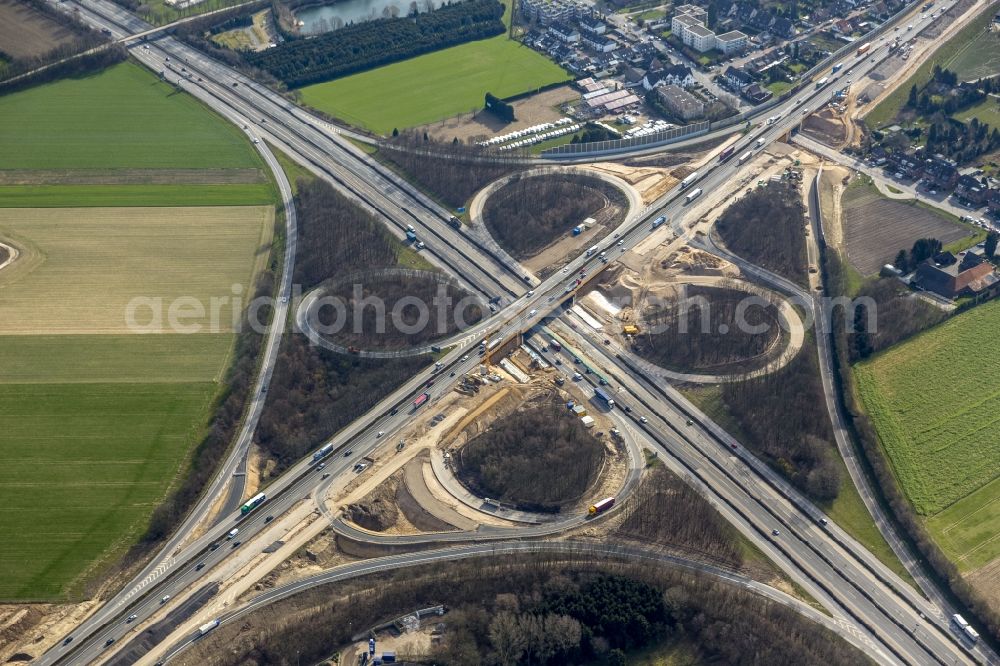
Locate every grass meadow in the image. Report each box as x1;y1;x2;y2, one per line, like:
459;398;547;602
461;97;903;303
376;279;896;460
855;299;1000;570
0;334;231;599
298;36;570;134
0;62;261;171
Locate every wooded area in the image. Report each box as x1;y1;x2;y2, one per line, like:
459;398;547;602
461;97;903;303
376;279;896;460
379;135;524;208
635;286;782;374
456;397;605;512
617;465;744;569
846;277;945;361
294;178;398;289
482;173;627;260
256;333;429;469
247;0;506;87
715;182;809;286
254;178;431;470
318;274;483;349
180;553;870;666
722;340;841;502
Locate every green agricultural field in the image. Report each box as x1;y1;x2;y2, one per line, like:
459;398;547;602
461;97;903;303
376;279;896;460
0;334;236;384
0;334;232;599
855;299;1000;570
0;62;261;171
0;183;275;208
0;206;273;334
298;36;570;134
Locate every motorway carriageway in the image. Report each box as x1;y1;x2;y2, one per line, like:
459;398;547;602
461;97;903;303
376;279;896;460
37;1;992;664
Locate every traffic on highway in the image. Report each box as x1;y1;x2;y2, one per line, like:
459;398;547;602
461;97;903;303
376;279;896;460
35;0;997;664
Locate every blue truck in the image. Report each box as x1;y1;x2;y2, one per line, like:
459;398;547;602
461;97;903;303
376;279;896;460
594;386;615;409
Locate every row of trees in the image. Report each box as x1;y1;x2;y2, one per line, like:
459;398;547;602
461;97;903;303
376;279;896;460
824;248;1000;644
891;236;941;274
481;173;625;260
380;133;524;208
456;397;605;511
715;182;810;287
181;553;869;665
635;286;782;375
248;0;505;87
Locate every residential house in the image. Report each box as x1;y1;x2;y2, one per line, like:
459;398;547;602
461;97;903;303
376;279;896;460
548;21;581;43
582;32;618;52
833;18;854;34
579;14;607;34
520;0;583;25
623;66;646;86
768;16;796;39
742;82;773;104
657;84;706;120
915;251;999;299
922;156;959;190
643;63;696;90
987;188;1000;215
955;174;990;205
723;65;754;90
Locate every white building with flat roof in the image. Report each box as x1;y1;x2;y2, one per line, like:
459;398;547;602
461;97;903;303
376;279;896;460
715;30;749;54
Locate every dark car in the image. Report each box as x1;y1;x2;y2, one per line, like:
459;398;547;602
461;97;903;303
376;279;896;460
63;637;73;646
232;540;242;548
265;515;274;523
390;408;398;415
105;638;116;647
210;542;220;551
195;562;205;571
344;449;353;457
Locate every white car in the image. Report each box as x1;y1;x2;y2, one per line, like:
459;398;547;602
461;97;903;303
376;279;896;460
460;355;469;361
376;430;384;438
617;239;624;246
528;309;538;317
640;416;648;423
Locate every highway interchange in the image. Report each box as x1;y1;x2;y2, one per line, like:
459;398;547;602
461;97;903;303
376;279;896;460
37;0;999;664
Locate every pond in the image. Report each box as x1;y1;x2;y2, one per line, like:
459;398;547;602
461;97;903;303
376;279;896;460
295;0;442;33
